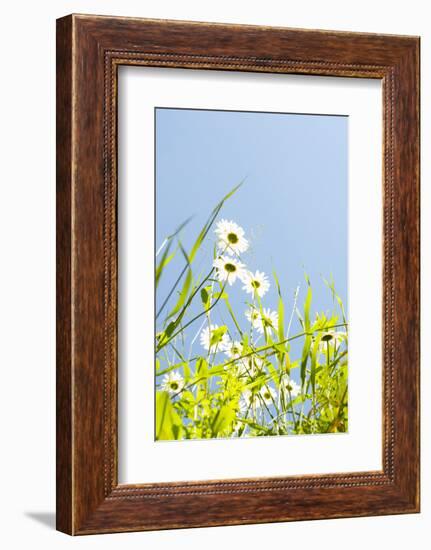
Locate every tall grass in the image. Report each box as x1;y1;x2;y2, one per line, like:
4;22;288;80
155;183;348;440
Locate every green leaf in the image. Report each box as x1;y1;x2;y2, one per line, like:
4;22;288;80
156;321;176;348
156;248;175;288
200;286;211;311
273;270;285;344
244;373;271;390
213;291;228;300
209;326;227;348
300;277;313;387
304;278;312;332
156;361;186;377
222;293;243;335
183;361;191;381
324;275;347;324
272;342;286;354
196;357;209;378
211;404;236;436
155;216;192;288
284;351;292;376
165;321;176;337
310;332;323;395
266;361;281;387
207;364;227;378
195;357;209;395
155;392;183;440
300;335;311;389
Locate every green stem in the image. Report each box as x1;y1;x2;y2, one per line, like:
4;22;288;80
157;272;226;352
220;323;348;370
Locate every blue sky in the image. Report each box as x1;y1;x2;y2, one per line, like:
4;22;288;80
155;107;348;362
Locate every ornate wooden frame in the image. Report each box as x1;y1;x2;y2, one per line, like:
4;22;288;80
56;14;420;534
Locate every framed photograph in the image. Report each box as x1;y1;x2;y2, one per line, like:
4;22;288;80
56;14;420;534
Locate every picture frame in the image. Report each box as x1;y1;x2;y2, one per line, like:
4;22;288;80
56;14;420;535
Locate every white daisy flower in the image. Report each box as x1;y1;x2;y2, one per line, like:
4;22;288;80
213;256;246;285
318;330;347;354
215;219;249;256
245;307;278;334
241;270;270;298
161;371;184;395
224;340;244;359
259;385;277;405
282;377;301;398
199;324;229;352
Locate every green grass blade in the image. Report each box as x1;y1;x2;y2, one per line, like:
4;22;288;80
300;276;312;387
272;270;285;344
222;291;243;335
155;246;176;288
323;274;347;325
188;180;244;263
156;181;244;320
165;268;193;321
310;332;323;395
304;276;312;331
211;405;236;436
155;391;183;440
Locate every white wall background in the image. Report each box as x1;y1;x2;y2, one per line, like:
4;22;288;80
0;1;427;548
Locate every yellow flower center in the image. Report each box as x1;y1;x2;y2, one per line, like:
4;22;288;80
170;382;179;390
224;262;236;273
251;280;260;288
227;232;239;244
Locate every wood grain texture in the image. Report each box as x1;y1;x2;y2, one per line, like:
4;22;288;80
56;15;73;535
56;14;420;535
